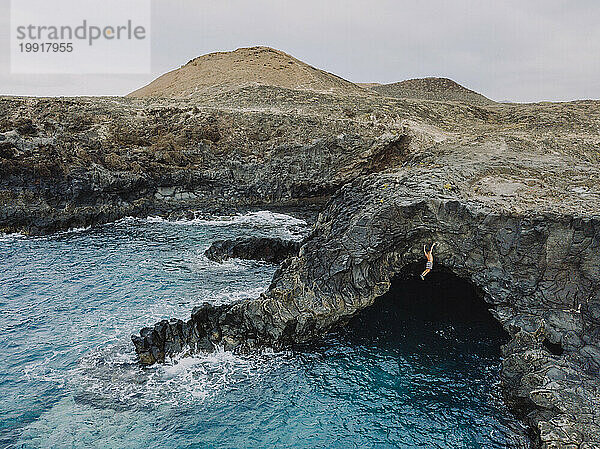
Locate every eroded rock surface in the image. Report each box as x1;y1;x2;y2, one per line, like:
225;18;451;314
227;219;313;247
133;128;600;448
0;92;412;234
205;237;301;263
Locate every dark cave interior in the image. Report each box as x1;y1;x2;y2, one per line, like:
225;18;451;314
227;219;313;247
344;263;510;357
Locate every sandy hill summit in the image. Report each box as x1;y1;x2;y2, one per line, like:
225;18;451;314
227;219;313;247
128;46;493;105
128;46;364;98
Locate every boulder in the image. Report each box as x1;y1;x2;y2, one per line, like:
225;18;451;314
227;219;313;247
205;237;301;263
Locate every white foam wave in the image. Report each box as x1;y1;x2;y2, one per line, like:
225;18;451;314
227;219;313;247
204;286;267;305
21;347;82;388
70;344;290;409
0;231;26;242
0;225;92;243
141;210;304;226
18;345;293;447
57;225;93;235
133;210;308;239
190;210;306;228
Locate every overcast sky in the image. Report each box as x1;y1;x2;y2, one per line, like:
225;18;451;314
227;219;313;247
1;0;599;102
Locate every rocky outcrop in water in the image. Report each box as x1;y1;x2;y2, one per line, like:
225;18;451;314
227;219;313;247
133;126;600;448
205;237;301;263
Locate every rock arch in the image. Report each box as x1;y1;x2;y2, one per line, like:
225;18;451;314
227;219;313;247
353;260;509;348
133;177;600;447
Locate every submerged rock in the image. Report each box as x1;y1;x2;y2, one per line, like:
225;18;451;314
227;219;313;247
205;237;301;263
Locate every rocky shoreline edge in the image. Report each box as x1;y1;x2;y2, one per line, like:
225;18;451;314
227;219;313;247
133;176;600;448
2;91;599;448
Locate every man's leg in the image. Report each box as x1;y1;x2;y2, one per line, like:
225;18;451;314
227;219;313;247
421;269;430;280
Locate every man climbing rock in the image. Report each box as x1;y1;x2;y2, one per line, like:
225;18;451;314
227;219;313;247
421;242;436;280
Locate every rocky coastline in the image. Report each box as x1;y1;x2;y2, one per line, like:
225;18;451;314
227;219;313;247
0;90;414;235
130;106;600;447
3;75;600;447
134;182;600;447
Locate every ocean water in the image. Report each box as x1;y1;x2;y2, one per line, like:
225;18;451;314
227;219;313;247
0;211;529;449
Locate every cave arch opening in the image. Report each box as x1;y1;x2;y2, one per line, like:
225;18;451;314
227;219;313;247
345;261;510;358
328;267;530;446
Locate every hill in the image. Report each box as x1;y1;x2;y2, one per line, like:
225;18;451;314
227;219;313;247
128;46;365;98
368;77;495;105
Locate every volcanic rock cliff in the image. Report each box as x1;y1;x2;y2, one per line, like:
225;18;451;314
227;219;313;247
0;91;397;234
1;47;600;448
134;133;600;445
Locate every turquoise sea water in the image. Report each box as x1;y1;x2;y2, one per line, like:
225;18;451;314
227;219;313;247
0;212;529;448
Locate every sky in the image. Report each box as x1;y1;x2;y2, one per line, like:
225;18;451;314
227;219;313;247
1;0;599;102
